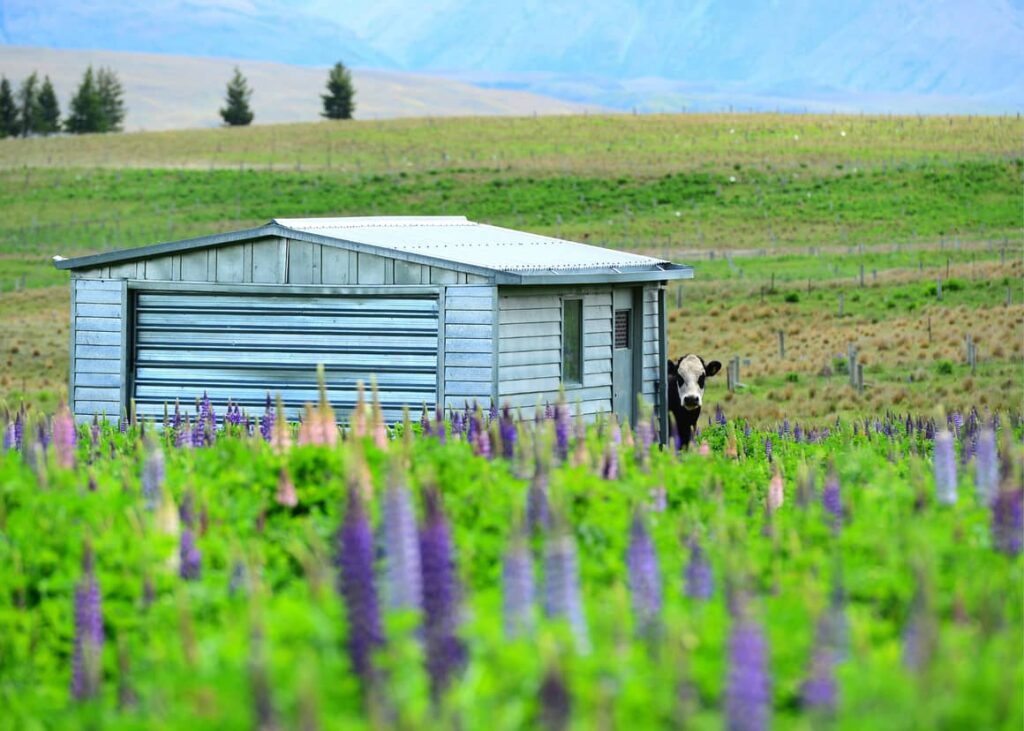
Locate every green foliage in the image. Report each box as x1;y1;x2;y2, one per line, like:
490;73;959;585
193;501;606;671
0;416;1020;728
15;71;41;138
321;61;356;120
95;68;126;133
65;67;104;134
0;76;17;138
783;292;800;303
935;360;954;376
220;67;254;127
36;76;61;135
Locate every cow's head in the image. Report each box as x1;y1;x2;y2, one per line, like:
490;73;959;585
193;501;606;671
668;354;722;411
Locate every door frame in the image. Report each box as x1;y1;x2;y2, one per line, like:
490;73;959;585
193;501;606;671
611;286;643;427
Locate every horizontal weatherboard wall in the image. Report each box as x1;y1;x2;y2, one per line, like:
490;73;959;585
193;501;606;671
443;286;496;410
72;279;126;422
497;287;613;418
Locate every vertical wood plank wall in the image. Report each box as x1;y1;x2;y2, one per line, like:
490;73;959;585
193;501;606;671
642;285;661;416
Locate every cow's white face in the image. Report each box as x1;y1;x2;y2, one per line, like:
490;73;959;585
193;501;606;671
673;354;722;411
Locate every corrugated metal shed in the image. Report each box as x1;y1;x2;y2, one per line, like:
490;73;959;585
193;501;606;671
56;216;685;442
55;216;692;285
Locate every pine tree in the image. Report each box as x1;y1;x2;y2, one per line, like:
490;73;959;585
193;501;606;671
95;67;125;132
220;67;254;126
16;72;41;137
321;61;355;120
0;77;17;138
65;66;103;134
37;76;61;135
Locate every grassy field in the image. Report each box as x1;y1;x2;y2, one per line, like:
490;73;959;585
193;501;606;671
0;113;1020;419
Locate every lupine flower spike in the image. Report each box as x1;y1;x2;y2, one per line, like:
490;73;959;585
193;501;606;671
502;527;536;639
71;541;103;701
543;523;589;653
420;487;466;700
382;461;422;612
933;429;958;505
684;536;714;600
336;484;383;684
626;513;662;641
271;394;291;454
974;429;999;505
51;401;77;468
275;466;298;508
725;601;771;731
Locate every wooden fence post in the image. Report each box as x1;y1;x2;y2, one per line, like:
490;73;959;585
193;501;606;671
936;279;943;301
778;330;785;359
838;293;844;317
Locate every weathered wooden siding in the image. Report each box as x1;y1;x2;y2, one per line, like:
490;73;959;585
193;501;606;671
642;285;661;415
496;287;613;417
71;278;125;422
74;237;489;286
443;286;496;410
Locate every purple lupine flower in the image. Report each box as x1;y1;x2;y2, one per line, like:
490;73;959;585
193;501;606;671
382;475;422;612
472;424;492;460
780;418;790;438
538;666;571;731
554;403;571;462
191;416;206;448
465;403;477;443
90;416;101;449
544;402;554;421
420;488;466;699
715;403;727;426
488;401;498;423
949;411;963;439
119;413;128;434
3;419;14;451
924;420;935;440
141;439;164;510
543;528;589;652
175;417;192;449
793;423;802;443
764;437;773;463
179;491;196;528
974;429;999;505
71;543;104;701
259;394;273;442
500;405;517;460
636;415;654;457
37;422;51;453
743;421;752;439
451;409;463;437
502;531;536;639
725;612;771;731
992;486;1023;556
933;430;958;505
801;614;838;714
14;411;24;451
435;408;447;445
527;468;551;533
822;471;841;527
419;401;432;436
626;515;662;639
684;537;713;600
336;485;383;684
179;528;202;581
173;399;182;429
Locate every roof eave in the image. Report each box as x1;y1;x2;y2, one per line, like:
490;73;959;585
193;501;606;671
53;224;284;271
494;264;694;286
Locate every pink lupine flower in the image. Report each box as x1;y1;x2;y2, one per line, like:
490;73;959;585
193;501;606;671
51;401;77;469
767;471;785;513
275;467;298;508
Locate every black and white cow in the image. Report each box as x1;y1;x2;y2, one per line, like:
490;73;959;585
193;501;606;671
667;354;722;449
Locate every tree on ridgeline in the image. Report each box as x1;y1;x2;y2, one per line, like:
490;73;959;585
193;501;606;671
15;71;41;137
220;67;254;126
0;76;18;138
65;67;103;134
37;76;61;135
95;68;125;132
321;61;355;120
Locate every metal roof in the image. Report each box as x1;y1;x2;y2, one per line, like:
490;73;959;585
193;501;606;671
54;216;693;285
272;216;667;273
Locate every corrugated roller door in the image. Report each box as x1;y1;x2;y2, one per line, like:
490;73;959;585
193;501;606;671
132;292;438;423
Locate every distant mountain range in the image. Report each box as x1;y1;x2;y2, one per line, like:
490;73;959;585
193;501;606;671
2;0;1022;113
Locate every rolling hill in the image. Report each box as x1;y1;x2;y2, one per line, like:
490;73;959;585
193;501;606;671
0;45;601;131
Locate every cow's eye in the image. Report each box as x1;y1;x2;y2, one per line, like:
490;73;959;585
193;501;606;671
698;374;706;388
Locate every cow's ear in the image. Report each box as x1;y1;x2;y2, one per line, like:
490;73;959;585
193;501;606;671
666;358;678;374
705;360;722;377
